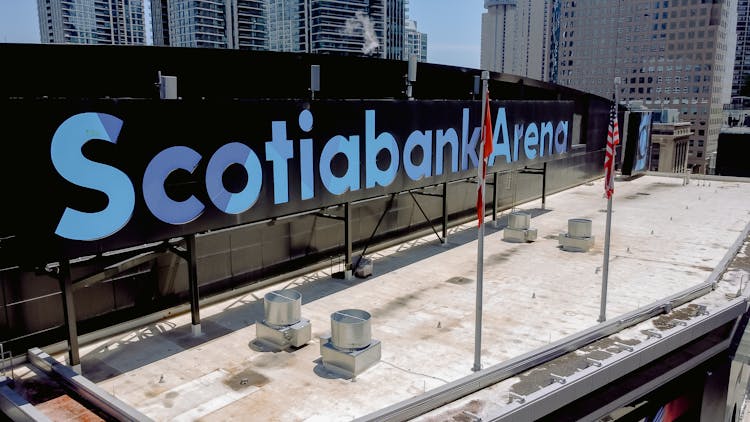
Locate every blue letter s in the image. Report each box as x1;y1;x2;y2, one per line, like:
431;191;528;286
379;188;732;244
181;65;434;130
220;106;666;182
50;113;135;241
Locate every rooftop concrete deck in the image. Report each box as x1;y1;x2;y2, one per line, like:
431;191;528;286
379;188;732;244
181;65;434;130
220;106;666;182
38;175;750;421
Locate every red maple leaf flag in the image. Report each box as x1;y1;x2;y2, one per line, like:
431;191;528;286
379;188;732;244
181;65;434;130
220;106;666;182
604;103;620;199
477;92;494;226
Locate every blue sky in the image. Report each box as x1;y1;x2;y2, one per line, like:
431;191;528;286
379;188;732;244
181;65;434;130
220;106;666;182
0;0;483;69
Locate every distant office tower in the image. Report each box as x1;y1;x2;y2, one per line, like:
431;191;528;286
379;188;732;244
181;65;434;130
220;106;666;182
267;0;407;59
404;19;427;61
480;0;553;81
151;0;169;46
309;0;385;57
555;0;733;174
37;0;146;45
386;0;406;60
236;0;268;49
155;0;266;50
166;0;230;48
733;0;750;96
268;0;307;52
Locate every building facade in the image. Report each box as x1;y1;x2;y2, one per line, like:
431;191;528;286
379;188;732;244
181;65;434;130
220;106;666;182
724;96;750;126
733;0;750;96
555;0;733;173
385;0;406;60
153;0;266;50
151;0;170;46
649;109;692;173
266;0;409;59
404;19;427;61
308;0;385;57
37;0;146;45
480;0;553;81
268;0;307;52
236;0;268;50
150;0;411;58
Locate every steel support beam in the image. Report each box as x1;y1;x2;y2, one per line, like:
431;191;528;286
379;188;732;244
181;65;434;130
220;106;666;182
519;165;548;210
58;260;80;370
186;234;201;336
344;202;353;279
72;251;164;291
408;191;442;243
492;172;498;224
442;182;448;244
542;162;547;210
354;195;397;272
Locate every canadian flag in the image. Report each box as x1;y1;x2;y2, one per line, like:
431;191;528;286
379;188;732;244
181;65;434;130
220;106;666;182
476;92;493;226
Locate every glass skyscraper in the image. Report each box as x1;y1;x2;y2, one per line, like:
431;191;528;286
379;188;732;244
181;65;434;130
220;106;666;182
267;0;407;59
167;0;230;48
733;0;750;96
480;0;554;81
385;0;406;60
404;19;427;62
151;0;170;46
308;0;386;57
268;0;307;52
37;0;146;45
555;0;733;174
153;0;266;50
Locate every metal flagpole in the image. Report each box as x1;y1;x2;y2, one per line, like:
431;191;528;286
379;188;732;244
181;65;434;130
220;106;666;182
599;77;619;323
598;191;613;323
473;71;489;372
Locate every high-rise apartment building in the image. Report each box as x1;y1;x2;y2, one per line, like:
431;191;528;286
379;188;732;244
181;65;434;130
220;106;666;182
267;0;407;59
236;0;268;49
308;0;385;57
480;0;553;81
166;0;230;48
151;0;170;46
153;0;266;50
37;0;146;45
268;0;307;52
404;19;427;62
386;0;406;60
555;0;733;174
733;0;750;96
150;1;411;59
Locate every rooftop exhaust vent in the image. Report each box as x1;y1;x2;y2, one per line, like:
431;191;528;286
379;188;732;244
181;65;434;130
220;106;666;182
264;290;302;326
559;218;595;252
320;309;381;378
503;211;537;243
255;289;311;349
331;309;372;350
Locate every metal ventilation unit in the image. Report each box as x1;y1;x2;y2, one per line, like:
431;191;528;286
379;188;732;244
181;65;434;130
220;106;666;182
354;256;373;278
320;309;381;378
503;211;538;243
559;218;595;252
255;290;311;349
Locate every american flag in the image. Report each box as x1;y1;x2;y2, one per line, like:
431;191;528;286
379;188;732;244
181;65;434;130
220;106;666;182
604;103;620;199
476;92;493;226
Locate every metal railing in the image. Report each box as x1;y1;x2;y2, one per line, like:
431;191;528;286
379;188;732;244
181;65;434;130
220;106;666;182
0;343;12;380
356;218;750;422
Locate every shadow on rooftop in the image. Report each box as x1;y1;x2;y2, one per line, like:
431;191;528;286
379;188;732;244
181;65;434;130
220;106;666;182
79;207;552;383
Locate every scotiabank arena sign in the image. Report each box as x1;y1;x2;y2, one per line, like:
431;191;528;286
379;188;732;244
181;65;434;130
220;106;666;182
1;99;574;261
